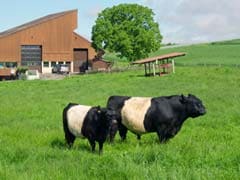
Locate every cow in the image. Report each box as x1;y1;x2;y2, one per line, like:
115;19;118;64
107;94;206;143
63;103;112;154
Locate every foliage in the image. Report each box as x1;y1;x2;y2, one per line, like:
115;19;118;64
16;66;28;80
16;66;28;74
0;66;240;179
91;4;162;61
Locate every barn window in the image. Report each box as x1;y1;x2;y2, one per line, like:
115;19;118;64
43;62;49;67
21;45;42;66
51;62;56;67
0;62;17;68
6;62;17;68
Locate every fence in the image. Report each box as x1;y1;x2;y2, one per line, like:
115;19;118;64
175;62;240;68
86;62;240;75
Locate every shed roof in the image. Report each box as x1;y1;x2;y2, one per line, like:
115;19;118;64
0;9;77;38
132;52;186;64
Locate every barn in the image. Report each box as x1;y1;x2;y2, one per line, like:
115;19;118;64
0;9;96;74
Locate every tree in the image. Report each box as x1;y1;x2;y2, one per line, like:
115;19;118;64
91;4;162;61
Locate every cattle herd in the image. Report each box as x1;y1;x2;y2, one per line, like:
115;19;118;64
63;94;206;154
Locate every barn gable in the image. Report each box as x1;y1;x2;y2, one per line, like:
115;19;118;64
0;9;96;73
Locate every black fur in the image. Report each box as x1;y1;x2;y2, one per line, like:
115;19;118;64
63;103;111;153
106;96;130;142
63;103;78;147
107;94;206;143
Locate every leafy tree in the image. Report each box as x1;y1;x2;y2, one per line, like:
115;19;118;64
91;4;162;61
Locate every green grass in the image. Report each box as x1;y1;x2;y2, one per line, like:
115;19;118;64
152;43;240;66
104;40;240;67
211;39;240;45
0;66;240;179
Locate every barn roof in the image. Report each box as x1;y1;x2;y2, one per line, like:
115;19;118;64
73;32;91;44
0;9;77;38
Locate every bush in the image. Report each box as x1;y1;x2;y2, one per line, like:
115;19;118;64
17;66;28;74
17;66;28;80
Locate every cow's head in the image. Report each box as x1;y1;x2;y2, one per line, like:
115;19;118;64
181;94;206;118
95;106;116;127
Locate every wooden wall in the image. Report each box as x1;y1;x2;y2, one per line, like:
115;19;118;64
0;11;78;62
0;10;97;66
92;60;111;71
20;11;77;61
0;33;20;62
72;33;96;61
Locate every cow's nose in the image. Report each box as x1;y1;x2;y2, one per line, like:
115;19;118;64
112;119;118;124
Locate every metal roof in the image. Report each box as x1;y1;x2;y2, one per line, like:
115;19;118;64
132;52;186;64
0;9;77;38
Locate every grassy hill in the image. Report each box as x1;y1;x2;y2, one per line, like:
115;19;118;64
104;39;240;67
0;39;240;179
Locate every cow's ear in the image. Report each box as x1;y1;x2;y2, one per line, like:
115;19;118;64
96;106;101;113
180;94;187;103
101;108;107;114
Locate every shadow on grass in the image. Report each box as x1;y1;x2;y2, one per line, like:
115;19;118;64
129;74;146;78
74;143;107;155
50;138;99;154
50;138;66;149
74;143;91;152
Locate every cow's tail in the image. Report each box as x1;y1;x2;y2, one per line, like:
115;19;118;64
63;103;77;146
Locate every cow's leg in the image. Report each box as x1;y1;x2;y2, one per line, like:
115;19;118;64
65;131;76;148
63;117;76;148
156;130;165;143
89;139;96;152
109;120;118;143
156;125;167;143
118;124;128;141
98;142;103;154
137;134;141;140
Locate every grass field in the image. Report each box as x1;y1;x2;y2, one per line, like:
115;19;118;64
1;40;240;179
105;39;240;67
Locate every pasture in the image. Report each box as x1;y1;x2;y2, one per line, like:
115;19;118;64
105;39;240;66
1;42;240;179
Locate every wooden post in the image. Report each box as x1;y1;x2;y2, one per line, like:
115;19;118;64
144;63;147;76
172;59;175;73
163;59;166;73
153;61;156;76
148;62;151;75
156;60;160;75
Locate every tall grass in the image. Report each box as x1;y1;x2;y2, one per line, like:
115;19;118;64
0;66;240;179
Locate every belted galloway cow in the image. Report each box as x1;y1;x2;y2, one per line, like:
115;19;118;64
107;94;206;143
63;103;112;153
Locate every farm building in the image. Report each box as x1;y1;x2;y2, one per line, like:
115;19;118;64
0;9;96;73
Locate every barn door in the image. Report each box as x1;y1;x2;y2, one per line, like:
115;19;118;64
73;49;88;73
21;45;42;72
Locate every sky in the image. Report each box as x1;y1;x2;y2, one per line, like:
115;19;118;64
0;0;239;44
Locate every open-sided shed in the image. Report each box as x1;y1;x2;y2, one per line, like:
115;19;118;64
132;52;186;76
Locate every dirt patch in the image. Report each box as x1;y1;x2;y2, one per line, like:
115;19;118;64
40;73;69;80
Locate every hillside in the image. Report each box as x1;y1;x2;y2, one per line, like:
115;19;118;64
104;39;240;67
